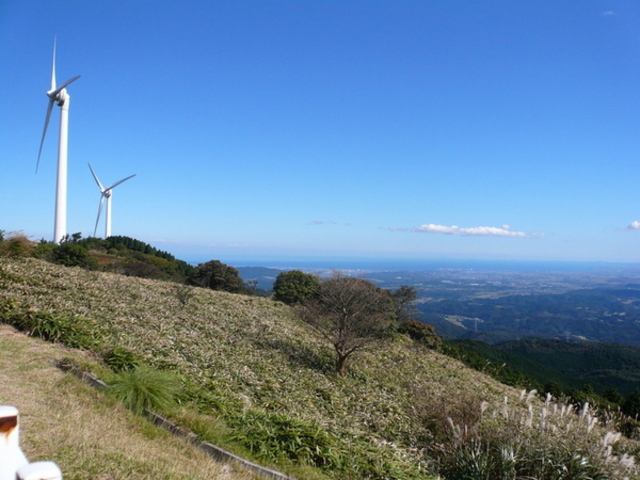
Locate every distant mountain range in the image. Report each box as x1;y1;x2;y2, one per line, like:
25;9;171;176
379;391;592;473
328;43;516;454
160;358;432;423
235;266;283;291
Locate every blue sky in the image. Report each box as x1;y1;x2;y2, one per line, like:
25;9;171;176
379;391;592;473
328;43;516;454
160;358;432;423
2;1;640;265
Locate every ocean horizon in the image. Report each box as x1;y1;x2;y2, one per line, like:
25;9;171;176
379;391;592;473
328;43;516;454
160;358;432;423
179;255;640;274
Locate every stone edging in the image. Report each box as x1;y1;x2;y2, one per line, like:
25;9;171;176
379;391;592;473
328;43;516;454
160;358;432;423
57;362;296;480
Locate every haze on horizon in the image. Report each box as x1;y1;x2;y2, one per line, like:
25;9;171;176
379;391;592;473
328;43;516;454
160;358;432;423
2;1;640;265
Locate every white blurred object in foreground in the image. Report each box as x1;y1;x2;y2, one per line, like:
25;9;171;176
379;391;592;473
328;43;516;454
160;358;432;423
0;406;62;480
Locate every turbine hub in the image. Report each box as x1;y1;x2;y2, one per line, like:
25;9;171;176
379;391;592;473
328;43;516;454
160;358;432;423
50;89;68;107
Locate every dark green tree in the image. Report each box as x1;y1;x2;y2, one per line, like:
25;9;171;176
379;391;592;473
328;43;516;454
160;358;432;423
188;260;245;293
297;275;394;376
273;270;320;305
543;380;563;399
623;390;640;418
603;386;624;405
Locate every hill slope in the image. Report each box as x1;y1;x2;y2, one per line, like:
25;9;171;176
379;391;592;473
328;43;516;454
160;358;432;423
0;325;252;480
2;257;639;479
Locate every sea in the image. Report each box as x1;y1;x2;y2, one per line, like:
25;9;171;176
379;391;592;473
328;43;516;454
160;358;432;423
182;255;640;274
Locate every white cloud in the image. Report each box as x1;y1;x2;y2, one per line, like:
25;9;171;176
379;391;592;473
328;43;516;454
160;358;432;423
626;221;640;231
411;224;529;237
602;11;617;16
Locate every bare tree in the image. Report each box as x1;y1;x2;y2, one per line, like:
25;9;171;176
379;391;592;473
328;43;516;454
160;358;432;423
297;275;394;376
391;285;419;323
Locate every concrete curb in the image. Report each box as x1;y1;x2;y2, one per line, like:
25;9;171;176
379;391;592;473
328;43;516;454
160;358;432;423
57;362;295;480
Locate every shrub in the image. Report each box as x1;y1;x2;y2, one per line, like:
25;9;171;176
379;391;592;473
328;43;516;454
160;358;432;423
103;346;140;372
2;304;100;350
0;231;37;257
226;409;428;478
398;320;443;349
228;410;342;468
49;242;98;269
106;367;182;416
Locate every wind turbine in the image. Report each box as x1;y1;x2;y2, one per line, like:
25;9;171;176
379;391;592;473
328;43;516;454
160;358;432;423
36;37;80;244
88;163;136;238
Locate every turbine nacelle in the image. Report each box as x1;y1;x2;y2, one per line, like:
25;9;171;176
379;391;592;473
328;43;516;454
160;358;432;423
47;75;80;106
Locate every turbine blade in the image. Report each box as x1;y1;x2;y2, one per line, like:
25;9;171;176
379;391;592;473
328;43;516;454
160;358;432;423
105;174;136;191
51;37;57;91
36;99;55;173
94;195;105;237
49;75;81;98
88;163;104;191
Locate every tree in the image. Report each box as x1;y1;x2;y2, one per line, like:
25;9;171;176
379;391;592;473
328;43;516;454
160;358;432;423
391;285;419;323
603;386;623;405
623;390;640;419
188;260;245;293
543;380;563;399
273;270;320;305
297;275;394;376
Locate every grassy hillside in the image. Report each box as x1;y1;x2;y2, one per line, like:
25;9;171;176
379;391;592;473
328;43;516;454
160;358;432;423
2;257;640;479
0;325;253;480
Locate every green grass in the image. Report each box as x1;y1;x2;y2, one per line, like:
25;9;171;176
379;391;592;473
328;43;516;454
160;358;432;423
105;367;183;415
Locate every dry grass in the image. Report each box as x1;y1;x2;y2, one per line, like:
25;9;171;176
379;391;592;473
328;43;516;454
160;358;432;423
0;325;256;480
3;257;640;478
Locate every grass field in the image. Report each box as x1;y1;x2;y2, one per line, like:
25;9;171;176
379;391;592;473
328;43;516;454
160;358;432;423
0;324;256;480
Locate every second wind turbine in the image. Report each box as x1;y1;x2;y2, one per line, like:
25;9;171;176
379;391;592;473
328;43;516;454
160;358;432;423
88;163;136;238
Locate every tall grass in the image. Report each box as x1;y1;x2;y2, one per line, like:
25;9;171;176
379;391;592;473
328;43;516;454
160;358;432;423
431;390;637;479
106;367;183;416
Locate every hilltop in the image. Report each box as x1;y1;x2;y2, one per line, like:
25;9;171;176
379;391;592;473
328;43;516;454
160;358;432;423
1;256;640;478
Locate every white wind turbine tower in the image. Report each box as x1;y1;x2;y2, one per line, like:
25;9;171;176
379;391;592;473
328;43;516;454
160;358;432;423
36;37;80;244
88;163;136;238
